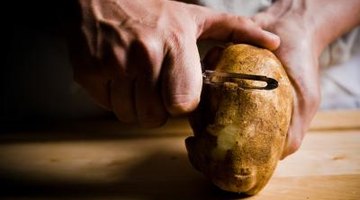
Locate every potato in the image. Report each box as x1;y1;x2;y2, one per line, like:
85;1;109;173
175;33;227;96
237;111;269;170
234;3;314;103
186;44;293;195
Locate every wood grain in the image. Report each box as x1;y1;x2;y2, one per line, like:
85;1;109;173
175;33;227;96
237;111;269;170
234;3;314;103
0;127;359;199
310;109;360;130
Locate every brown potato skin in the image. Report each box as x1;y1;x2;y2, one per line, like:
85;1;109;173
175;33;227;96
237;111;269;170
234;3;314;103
186;44;293;195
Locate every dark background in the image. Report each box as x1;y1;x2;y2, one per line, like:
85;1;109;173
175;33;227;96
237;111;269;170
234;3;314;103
2;1;108;129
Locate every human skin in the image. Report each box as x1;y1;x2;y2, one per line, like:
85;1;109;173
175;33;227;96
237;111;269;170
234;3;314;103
68;0;279;127
252;0;360;158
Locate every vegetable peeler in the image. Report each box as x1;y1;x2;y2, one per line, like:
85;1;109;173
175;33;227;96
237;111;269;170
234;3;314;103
202;70;278;90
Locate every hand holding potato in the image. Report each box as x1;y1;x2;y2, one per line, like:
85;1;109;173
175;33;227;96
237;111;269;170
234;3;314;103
252;0;360;158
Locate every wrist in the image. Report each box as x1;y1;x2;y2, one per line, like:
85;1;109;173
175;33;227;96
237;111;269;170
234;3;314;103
262;0;319;56
306;0;360;56
269;0;360;57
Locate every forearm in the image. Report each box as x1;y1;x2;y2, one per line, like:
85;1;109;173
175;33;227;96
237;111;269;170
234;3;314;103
309;0;360;54
271;0;360;56
252;0;360;158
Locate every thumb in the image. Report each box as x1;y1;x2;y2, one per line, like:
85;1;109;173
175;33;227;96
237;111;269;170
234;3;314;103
196;10;280;50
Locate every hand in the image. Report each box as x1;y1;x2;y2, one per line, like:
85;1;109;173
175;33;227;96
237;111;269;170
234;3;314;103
68;0;280;127
252;0;322;159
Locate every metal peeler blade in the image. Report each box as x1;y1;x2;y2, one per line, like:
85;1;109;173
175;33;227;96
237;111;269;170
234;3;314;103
202;70;278;90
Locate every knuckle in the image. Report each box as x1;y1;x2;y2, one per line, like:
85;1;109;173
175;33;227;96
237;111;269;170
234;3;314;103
251;13;270;27
234;15;254;28
166;30;185;51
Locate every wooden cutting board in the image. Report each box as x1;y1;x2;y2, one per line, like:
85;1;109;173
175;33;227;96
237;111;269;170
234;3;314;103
0;110;359;199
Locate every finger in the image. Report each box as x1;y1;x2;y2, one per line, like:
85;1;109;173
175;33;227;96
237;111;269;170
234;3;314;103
281;81;321;159
251;0;291;28
74;69;112;110
69;29;112;110
110;77;137;124
129;39;168;127
251;12;277;29
196;11;280;50
135;74;168;127
281;109;305;159
71;54;112;110
279;50;321;159
101;39;137;124
162;36;203;116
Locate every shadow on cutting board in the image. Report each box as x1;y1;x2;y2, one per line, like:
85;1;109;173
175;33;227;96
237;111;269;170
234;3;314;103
0;142;250;200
